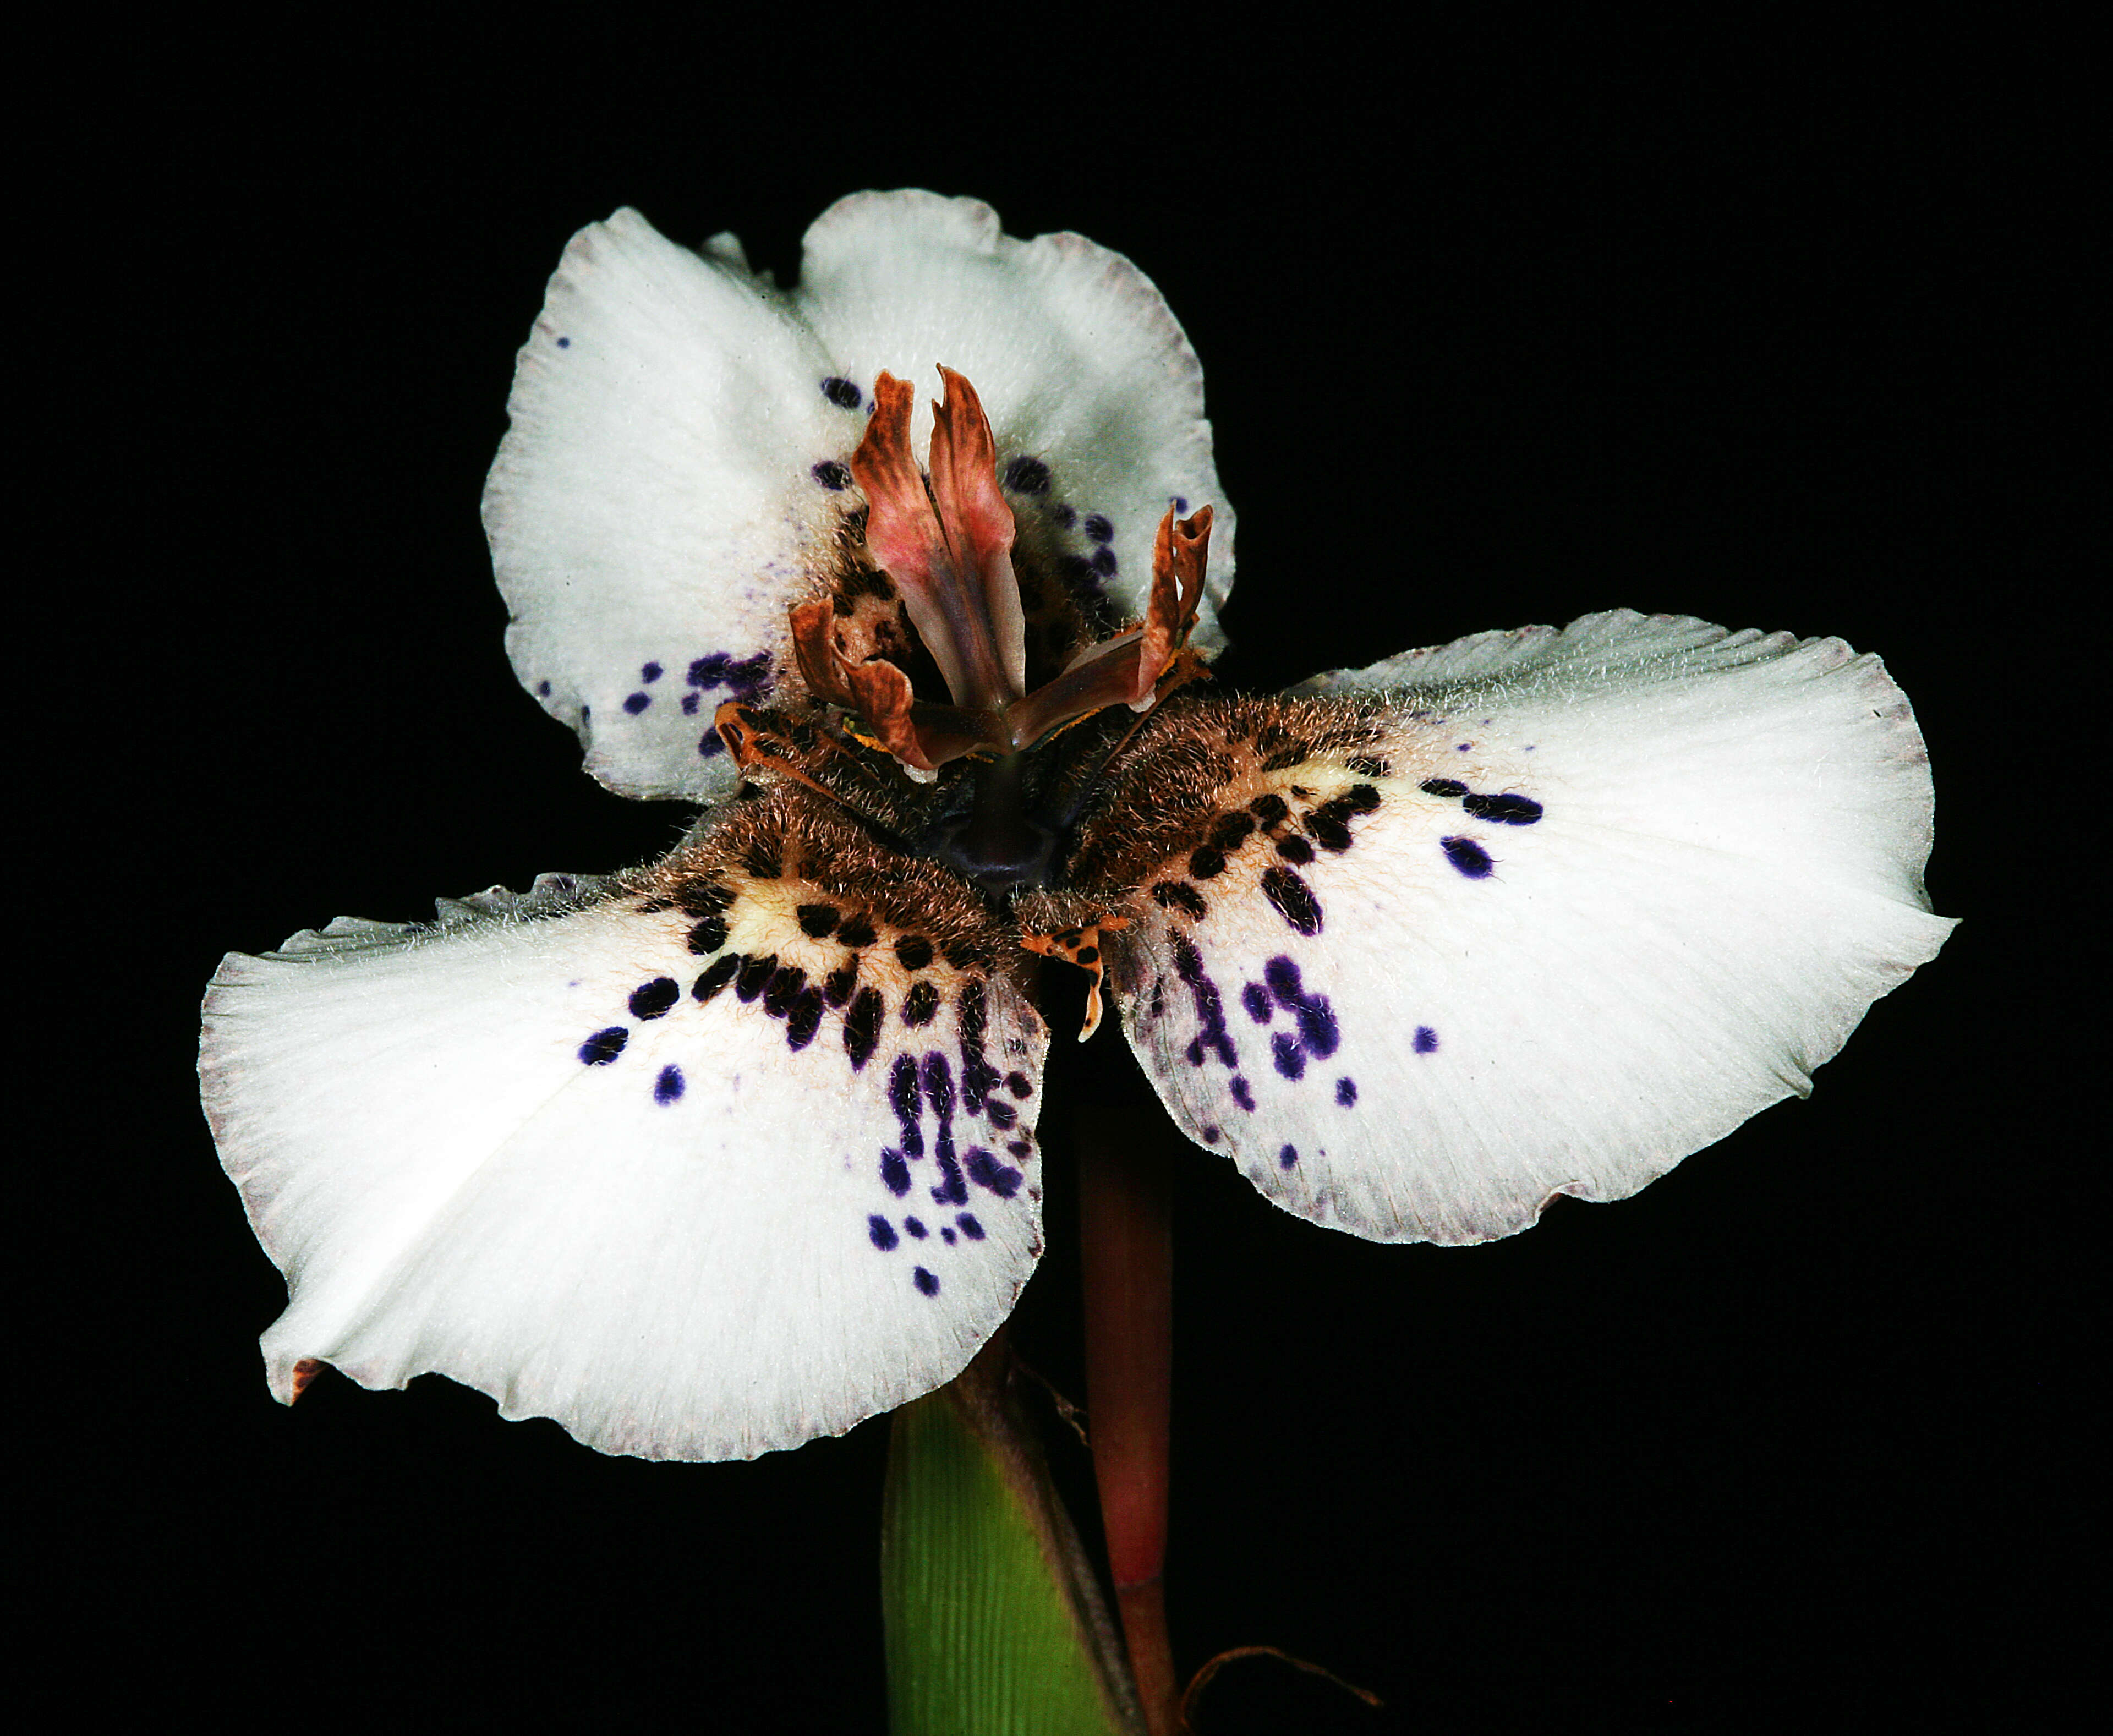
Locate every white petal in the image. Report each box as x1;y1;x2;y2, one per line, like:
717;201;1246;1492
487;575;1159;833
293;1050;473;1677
483;196;1233;801
795;191;1234;650
201;832;1049;1460
483;209;845;801
1088;611;1953;1244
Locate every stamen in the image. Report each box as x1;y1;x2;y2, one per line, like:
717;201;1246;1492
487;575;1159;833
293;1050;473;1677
851;370;1026;717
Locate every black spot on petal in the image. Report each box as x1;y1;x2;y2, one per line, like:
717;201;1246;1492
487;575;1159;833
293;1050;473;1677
763;965;808;1018
1462;791;1543;824
629;977;680;1020
676;880;733;917
797;902;841;938
902;982;940;1026
786;988;824;1050
845;989;884;1069
1152;880;1208;918
692;956;740;1004
894;935;934;971
1262;867;1323;935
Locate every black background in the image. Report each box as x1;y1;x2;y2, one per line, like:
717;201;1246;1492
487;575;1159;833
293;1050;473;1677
55;18;2079;1733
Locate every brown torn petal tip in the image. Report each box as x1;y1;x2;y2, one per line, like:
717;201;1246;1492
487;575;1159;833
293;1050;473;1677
1134;505;1214;709
288;1358;324;1403
1020;921;1131;1042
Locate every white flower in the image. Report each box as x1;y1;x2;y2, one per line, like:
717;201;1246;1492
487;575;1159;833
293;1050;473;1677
201;193;1953;1462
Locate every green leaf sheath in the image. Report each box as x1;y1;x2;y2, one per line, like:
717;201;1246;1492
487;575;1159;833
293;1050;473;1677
882;1342;1142;1736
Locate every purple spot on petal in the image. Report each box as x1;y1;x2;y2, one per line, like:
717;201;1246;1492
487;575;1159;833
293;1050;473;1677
1271;1031;1307;1079
1279;1144;1299;1169
880;1151;910;1196
1003;455;1051;494
905;1217;928;1238
641;662;663;682
1200;1125;1221;1144
812;459;852;490
1052;503;1077;529
698;731;725;757
1264;957;1338;1056
1230;1076;1255;1111
1241;983;1273;1023
1090;545;1118;578
688;654;730;687
965;1148;1024;1198
653;1065;685;1104
913;1267;940;1296
868;1215;898;1251
578;1027;627;1066
1083;513;1113;543
1441;836;1494;878
682;692;700;715
1414;1026;1439;1054
623;691;651;714
536;680;552;697
820;376;861;409
1335;1077;1359;1106
957;1213;985;1240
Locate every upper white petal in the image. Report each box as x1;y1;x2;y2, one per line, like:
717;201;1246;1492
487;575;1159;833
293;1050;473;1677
483;195;1233;801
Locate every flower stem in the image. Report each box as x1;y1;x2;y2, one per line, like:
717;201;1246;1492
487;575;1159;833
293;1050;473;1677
1076;1081;1178;1735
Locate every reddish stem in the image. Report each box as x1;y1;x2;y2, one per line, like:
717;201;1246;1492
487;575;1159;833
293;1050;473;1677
1076;1091;1177;1735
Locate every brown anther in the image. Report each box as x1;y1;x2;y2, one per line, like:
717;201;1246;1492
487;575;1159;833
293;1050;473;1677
1020;918;1134;1042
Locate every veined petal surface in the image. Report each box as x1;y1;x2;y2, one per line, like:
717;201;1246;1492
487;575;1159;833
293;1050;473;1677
201;794;1049;1460
1070;611;1953;1245
484;194;1233;802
